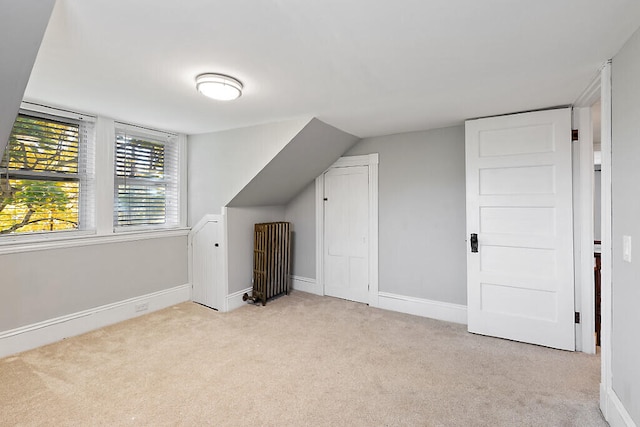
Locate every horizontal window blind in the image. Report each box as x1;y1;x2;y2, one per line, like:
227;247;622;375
114;124;178;229
0;112;95;235
2;115;79;174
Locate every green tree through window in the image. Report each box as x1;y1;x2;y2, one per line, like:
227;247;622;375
0;114;81;234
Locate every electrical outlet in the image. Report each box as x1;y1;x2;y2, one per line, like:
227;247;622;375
135;302;149;312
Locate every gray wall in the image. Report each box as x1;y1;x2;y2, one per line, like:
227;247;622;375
0;236;188;332
346;126;467;304
228;119;359;207
285;181;316;278
226;206;286;294
611;25;640;425
187;118;310;225
0;0;55;157
282;126;467;304
190;118;357;291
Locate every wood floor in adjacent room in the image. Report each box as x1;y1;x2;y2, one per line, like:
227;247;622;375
0;291;605;426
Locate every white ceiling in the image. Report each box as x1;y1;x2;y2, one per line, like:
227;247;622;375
24;0;640;138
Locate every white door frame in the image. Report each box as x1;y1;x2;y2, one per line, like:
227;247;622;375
573;74;600;355
316;153;379;307
576;62;632;425
596;61;625;424
574;63;632;425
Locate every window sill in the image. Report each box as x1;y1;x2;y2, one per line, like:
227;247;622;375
0;227;190;255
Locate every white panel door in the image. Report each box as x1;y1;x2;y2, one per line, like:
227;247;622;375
192;220;221;310
324;165;369;303
466;108;575;350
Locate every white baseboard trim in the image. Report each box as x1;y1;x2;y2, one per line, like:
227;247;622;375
378;292;467;325
291;275;322;296
226;287;252;312
0;284;191;359
601;384;638;427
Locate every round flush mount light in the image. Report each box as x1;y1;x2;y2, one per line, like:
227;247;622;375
195;73;243;101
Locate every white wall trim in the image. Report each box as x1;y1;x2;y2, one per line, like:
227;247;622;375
226;287;253;312
0;284;191;359
599;61;620;425
368;154;380;307
0;228;190;255
330;154;376;168
20;101;96;121
601;385;638;427
573;106;597;354
316;153;379;306
95;116;116;234
178;134;188;228
190;214;221;236
315;176;325;297
574;72;602;108
221;208;231;312
378;292;467;325
291;275;322;295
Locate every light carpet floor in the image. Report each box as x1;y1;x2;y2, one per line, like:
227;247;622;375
0;291;605;426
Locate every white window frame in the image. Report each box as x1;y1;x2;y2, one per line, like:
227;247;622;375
113;122;185;232
0;103;96;242
0;105;188;254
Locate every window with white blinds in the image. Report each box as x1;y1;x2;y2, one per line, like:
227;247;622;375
0;111;95;235
114;125;179;229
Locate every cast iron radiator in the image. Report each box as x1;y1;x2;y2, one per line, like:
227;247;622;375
243;222;291;306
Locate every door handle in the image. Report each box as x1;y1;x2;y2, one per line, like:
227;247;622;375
470;233;478;253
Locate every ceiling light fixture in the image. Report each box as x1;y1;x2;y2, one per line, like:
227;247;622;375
195;73;243;101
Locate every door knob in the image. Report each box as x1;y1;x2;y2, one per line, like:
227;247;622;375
470;233;478;253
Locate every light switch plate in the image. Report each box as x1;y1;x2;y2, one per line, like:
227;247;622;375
623;235;632;263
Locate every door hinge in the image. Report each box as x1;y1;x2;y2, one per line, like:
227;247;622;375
575;312;581;324
572;129;579;141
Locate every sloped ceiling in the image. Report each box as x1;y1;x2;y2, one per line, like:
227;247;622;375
23;1;640;138
187;116;313;222
0;0;55;159
228;119;359;207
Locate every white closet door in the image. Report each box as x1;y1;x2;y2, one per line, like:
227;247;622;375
192;220;222;310
324;165;369;303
